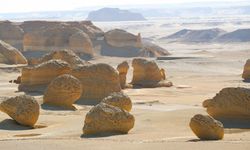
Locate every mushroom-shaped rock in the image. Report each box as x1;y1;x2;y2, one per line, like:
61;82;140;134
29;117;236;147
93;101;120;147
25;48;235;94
242;59;250;81
203;87;250;119
0;95;40;127
0;40;27;64
117;61;129;89
102;92;132;112
71;63;121;102
29;50;85;68
189;114;224;140
43;74;82;108
131;58;172;88
83;103;135;135
19;59;71;92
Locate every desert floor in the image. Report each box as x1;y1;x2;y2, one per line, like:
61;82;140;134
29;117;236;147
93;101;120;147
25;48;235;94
1;19;250;149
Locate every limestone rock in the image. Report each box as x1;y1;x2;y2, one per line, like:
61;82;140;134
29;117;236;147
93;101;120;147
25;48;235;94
131;58;172;88
0;40;27;64
117;61;129;89
140;41;171;57
29;50;84;68
242;59;250;80
0;21;24;50
189;114;224;140
0;95;40;127
71;63;121;102
203;87;250;119
19;59;71;92
83;103;134;135
104;29;142;48
43;74;82;108
102;92;132;112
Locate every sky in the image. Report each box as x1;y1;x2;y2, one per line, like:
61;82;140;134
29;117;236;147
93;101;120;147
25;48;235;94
0;0;242;13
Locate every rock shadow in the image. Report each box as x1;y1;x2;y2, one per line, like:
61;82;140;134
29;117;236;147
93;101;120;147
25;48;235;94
216;118;250;129
81;132;126;138
0;119;33;130
41;103;76;111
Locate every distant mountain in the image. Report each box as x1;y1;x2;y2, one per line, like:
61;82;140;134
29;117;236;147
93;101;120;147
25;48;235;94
216;29;250;42
86;8;146;22
161;28;226;43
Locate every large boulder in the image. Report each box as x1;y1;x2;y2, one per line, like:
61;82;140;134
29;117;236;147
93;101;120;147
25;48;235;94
23;24;94;57
117;61;129;89
0;95;40;127
242;59;250;81
203;87;250;119
102;92;132;112
140;41;171;57
19;59;71;92
29;49;85;68
104;29;142;48
0;40;27;64
83;103;135;135
43;74;82;108
0;21;24;50
71;63;121;102
189;114;224;140
131;58;172;88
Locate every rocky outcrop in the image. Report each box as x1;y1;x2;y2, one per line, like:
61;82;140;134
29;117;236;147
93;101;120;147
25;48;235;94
87;8;146;22
0;21;24;50
0;40;27;64
19;59;71;92
71;63;121;102
203;87;250;119
131;58;173;88
189;114;224;140
242;59;250;81
29;50;84;68
0;95;40;127
140;41;171;57
102;92;132;112
43;74;82;108
104;29;142;48
23;24;94;57
117;61;129;89
83;103;135;135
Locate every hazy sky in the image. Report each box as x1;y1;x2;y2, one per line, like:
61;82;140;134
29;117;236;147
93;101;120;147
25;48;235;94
0;0;240;13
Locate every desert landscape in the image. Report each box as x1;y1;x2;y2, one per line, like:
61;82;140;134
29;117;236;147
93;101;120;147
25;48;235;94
1;1;250;150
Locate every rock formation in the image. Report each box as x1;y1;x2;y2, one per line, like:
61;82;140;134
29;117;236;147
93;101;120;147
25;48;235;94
242;59;250;81
0;21;24;50
203;87;250;119
102;92;132;112
29;49;85;68
23;24;94;57
117;61;129;89
189;114;224;140
140;41;171;57
131;58;173;88
0;40;27;64
87;8;146;22
83;103;135;135
71;63;121;102
43;74;82;108
0;95;40;127
19;59;71;92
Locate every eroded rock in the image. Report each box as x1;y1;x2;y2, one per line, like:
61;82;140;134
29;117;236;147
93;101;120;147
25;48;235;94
242;59;250;81
117;61;129;89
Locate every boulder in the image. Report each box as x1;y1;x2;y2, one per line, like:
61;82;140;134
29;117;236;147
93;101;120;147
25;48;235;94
0;40;27;64
203;87;250;119
71;63;121;102
102;92;132;112
83;103;135;135
242;59;250;81
29;49;85;68
43;74;82;108
139;41;171;57
0;95;40;127
0;21;24;50
189;114;224;140
131;58;172;88
19;59;71;92
104;29;142;48
117;61;129;89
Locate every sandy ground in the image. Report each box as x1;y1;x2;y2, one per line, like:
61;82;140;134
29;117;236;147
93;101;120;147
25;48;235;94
1;20;250;149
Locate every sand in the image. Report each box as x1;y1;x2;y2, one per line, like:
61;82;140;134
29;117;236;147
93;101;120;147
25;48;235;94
1;19;250;149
